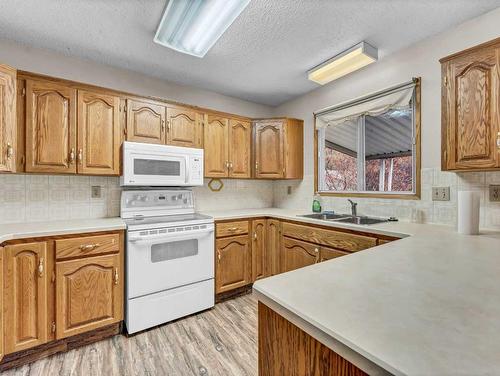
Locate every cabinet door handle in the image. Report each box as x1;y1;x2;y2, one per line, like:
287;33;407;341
38;257;44;277
77;149;83;165
79;243;100;251
68;148;75;164
6;143;13;159
217;249;221;261
314;248;320;263
497;132;500;149
114;268;119;285
255;162;259;171
51;322;56;333
227;227;239;232
253;232;257;240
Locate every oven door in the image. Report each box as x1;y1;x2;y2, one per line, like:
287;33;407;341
126;225;214;299
123;151;188;186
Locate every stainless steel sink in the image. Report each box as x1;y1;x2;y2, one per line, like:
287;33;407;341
334;216;388;225
299;213;351;220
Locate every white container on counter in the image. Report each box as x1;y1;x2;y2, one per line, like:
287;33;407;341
457;191;480;235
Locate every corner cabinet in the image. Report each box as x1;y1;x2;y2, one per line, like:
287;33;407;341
0;64;16;173
281;237;319;273
253;118;303;179
441;38;500;171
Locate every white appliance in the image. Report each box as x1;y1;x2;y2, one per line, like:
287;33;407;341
121;189;214;334
121;141;204;187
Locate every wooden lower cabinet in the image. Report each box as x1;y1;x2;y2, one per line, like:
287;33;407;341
56;254;123;339
258;302;367;376
281;237;319;273
216;234;251;294
252;219;267;281
266;219;281;276
319;246;348;262
3;242;49;353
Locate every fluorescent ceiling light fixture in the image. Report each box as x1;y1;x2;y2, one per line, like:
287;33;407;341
308;42;378;85
154;0;251;58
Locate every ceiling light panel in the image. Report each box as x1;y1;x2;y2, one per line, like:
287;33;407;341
308;42;378;85
154;0;251;58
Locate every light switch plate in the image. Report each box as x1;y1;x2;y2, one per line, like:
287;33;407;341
489;185;500;202
91;185;102;199
432;186;450;201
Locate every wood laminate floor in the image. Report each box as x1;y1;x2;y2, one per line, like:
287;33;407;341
5;294;258;376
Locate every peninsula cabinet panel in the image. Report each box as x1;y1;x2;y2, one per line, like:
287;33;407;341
126;98;166;144
77;90;121;175
205;115;229;177
25;79;77;173
266;219;281;276
254;120;284;178
0;64;16;173
229;118;251;178
166;106;203;148
3;242;48;354
251;219;267;281
441;40;500;170
0;248;3;361
281;237;319;273
215;235;251;294
56;254;123;339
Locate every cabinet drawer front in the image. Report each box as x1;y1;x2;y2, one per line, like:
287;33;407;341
282;222;376;252
216;221;249;237
55;233;120;260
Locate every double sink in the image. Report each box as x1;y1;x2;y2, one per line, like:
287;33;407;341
299;212;388;225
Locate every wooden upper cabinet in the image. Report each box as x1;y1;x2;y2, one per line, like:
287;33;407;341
166;106;203;148
229;118;251;178
281;237;319;273
3;242;48;354
205;115;229;177
56;254;122;339
215;234;251;294
126;98;166;144
0;64;16;172
441;39;500;170
254;120;284;178
77;90;121;175
25;79;77;173
252;219;267;282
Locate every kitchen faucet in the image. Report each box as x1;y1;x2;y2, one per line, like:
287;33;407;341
347;199;358;216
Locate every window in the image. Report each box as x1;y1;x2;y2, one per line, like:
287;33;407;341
316;79;420;198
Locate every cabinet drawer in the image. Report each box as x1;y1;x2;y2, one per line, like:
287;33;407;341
282;222;376;252
216;221;249;237
55;233;120;260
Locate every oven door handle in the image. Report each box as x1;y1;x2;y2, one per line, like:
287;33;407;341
128;229;213;244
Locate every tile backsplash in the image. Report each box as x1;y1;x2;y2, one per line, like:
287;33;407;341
0;175;274;224
273;169;500;230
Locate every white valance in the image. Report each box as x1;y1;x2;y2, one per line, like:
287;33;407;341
316;81;416;129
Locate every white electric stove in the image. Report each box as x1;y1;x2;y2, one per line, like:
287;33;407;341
121;189;214;334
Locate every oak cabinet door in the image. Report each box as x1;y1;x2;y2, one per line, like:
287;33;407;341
25;80;77;173
281;237;319;273
215;235;251;294
4;242;48;353
251;219;267;282
229;118;251;178
266;219;281;276
166;107;203;148
254;120;284;178
56;254;122;339
0;64;16;172
77;90;121;175
442;46;500;170
204;115;229;177
126;98;166;144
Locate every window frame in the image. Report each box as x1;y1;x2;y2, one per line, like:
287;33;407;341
314;78;421;199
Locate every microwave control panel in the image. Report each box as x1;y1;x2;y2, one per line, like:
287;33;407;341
190;157;203;184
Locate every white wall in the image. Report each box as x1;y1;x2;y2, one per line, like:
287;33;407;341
0;38;273;118
272;7;500;229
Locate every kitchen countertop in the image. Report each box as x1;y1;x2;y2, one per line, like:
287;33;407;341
0;217;126;243
212;208;500;375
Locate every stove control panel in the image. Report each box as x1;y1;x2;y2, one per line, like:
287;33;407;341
120;189;195;218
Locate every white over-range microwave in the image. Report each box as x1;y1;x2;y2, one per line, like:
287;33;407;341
121;141;204;187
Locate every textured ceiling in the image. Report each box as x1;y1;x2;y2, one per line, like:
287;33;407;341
0;0;499;106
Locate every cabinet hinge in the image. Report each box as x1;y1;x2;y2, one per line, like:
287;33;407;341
21;155;26;166
51;322;56;333
123;126;127;136
123;103;128;112
444;76;448;86
22;87;26;96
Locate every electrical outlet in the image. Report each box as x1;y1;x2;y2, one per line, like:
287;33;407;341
287;186;292;195
432;186;450;201
91;185;102;199
489;185;500;202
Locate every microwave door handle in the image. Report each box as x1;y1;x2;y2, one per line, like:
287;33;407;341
129;229;213;244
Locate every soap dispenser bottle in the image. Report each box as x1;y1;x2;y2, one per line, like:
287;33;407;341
312;197;322;213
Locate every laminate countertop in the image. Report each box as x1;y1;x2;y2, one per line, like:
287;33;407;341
0;217;126;243
205;208;500;375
